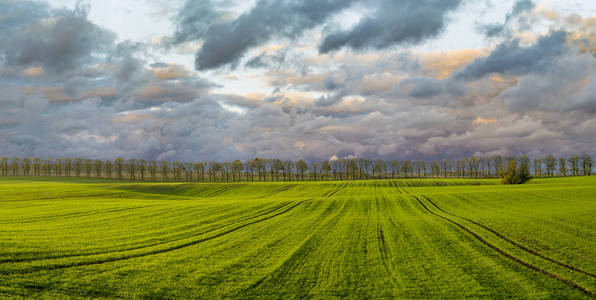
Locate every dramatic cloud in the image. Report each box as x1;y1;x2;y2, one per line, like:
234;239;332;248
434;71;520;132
175;0;356;70
479;0;535;38
1;0;596;162
0;1;115;74
319;0;461;53
456;30;568;79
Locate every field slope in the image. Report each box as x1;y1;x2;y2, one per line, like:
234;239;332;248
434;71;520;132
0;176;595;298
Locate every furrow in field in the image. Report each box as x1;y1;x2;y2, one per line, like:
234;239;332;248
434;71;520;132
0;201;304;274
0;205;160;224
421;195;596;279
374;194;400;289
413;195;595;298
0;201;296;264
240;198;349;296
322;182;348;198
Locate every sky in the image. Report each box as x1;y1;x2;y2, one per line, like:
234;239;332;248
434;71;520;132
1;0;596;162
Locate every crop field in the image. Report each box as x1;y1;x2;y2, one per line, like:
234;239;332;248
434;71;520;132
0;176;595;298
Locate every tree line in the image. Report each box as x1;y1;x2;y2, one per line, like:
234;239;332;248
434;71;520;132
0;155;592;182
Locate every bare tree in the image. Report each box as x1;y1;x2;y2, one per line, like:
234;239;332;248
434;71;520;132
208;161;221;182
115;158;124;180
347;159;358;179
173;161;183;181
11;157;19;176
493;156;503;178
414;160;426;177
456;159;465;178
22;158;31;176
129;158;137;181
149;161;157;182
568;155;580;176
390;160;400;178
139;159;146;181
33;158;41;176
441;159;452;178
160;160;169;181
0;157;8;176
558;157;567;176
84;159;93;177
94;159;103;178
194;162;205;182
55;158;62;176
581;154;593;176
104;160;112;178
322;161;331;180
431;161;441;178
533;158;543;177
251;158;262;181
284;161;295;181
468;157;480;178
43;158;52;176
223;161;231;182
296;159;308;181
401;160;412;178
231;160;243;181
74;157;82;177
373;160;386;179
544;155;557;176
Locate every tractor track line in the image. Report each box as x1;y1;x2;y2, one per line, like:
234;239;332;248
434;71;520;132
243;198;349;294
0;201;304;275
0;201;296;264
421;195;596;279
414;196;595;298
323;182;348;198
0;205;159;224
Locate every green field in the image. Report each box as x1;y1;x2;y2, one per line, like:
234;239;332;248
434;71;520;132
0;176;595;299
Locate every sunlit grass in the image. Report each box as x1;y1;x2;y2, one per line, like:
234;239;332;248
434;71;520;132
0;176;594;298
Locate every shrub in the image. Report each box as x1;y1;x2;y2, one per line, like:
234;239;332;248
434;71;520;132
501;156;531;184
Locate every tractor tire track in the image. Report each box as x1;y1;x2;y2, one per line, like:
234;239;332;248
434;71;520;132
0;205;159;224
0;201;304;275
323;182;348;198
413;195;595;298
241;199;348;295
374;189;399;287
0;201;297;264
421;195;596;279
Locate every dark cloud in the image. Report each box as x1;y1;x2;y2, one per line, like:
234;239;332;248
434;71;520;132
170;0;227;45
478;0;535;38
499;51;596;114
456;30;568;79
319;0;461;53
0;1;115;74
510;0;535;17
480;23;507;38
1;0;595;162
172;0;356;70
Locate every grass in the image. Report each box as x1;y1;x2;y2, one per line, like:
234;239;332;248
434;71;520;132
0;176;594;298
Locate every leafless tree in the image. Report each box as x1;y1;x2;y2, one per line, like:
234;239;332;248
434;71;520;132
139;159;146;180
568;155;580;176
160;160;169;181
84;159;93;177
94;159;103;178
544;155;557;176
104;160;112;178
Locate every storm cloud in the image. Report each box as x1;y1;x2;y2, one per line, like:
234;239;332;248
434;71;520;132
1;0;596;162
178;0;356;70
456;30;568;79
0;1;115;74
319;0;462;53
479;0;535;38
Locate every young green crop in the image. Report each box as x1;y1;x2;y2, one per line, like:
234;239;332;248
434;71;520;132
0;176;594;298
